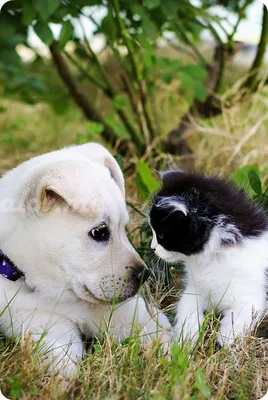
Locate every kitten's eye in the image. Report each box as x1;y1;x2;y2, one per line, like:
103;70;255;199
89;224;110;242
158;233;164;240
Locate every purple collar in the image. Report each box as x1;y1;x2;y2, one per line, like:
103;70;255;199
0;249;24;281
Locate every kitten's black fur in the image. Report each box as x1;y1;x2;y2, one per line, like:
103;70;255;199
149;171;268;256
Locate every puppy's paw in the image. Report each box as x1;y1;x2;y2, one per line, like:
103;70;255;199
216;329;235;347
173;320;200;349
42;347;79;378
139;312;172;352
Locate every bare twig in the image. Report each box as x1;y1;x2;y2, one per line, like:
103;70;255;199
244;5;268;90
49;42;118;146
76;18;145;153
111;0;157;141
175;22;208;68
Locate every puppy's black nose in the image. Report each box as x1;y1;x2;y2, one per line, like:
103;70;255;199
134;267;150;285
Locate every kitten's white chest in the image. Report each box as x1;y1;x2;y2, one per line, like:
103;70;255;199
186;257;235;309
186;236;268;312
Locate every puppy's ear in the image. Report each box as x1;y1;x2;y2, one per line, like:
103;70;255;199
71;143;125;197
40;185;69;213
24;162;95;215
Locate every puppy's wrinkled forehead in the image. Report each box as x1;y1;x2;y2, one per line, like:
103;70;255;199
76;165;128;224
37;159;128;224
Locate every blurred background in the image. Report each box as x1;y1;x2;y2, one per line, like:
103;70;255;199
0;0;267;203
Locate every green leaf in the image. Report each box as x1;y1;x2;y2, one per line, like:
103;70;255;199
0;23;15;39
22;0;36;26
0;49;20;65
76;0;103;5
159;357;169;367
162;73;173;84
51;100;69;115
178;71;195;88
93;343;102;352
58;20;74;50
136;161;160;194
193;81;207;102
142;18;158;39
50;6;69;23
142;51;155;70
230;165;260;195
17;76;47;93
132;5;158;39
160;0;180;17
185;64;208;81
104;117;127;138
156;56;180;70
99;13;118;41
112;95;126;111
136;174;149;200
145;0;161;9
87;121;104;135
194;370;211;398
33;0;61;21
76;133;90;144
248;169;262;195
1;34;25;48
34;21;54;45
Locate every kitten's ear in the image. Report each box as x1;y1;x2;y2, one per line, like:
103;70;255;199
160;169;184;183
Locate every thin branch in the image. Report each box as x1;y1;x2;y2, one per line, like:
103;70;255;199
111;0;156;141
213;45;225;93
86;9;152;143
110;0;141;82
175;22;208;68
64;51;107;91
228;0;252;43
120;72;148;140
77;18;145;153
78;18;113;93
165;39;202;63
244;4;268;90
49;42;118;147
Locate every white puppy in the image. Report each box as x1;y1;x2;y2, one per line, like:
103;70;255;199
0;143;171;376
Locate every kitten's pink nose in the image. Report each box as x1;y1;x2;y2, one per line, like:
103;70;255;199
152;247;156;252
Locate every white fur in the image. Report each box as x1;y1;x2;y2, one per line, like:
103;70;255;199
0;143;171;376
155;196;188;216
151;225;268;346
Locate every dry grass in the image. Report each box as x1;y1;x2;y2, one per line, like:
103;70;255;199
0;324;267;399
191;89;268;176
1;77;268;399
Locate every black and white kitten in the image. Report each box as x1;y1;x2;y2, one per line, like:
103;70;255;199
149;170;268;346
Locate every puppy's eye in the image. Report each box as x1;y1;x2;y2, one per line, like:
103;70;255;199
89;224;110;242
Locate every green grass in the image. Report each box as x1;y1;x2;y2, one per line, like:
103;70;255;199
0;319;267;399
